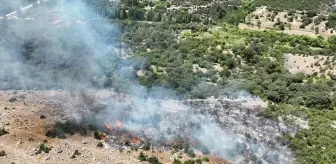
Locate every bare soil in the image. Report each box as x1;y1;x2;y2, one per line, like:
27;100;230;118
239;6;336;37
284;53;336;75
0;90;229;164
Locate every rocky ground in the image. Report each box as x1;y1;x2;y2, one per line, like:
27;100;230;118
239;6;336;37
284;53;336;75
0;90;229;164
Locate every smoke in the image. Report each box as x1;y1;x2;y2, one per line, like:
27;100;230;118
0;0;295;163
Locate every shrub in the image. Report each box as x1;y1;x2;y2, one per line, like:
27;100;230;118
97;142;103;148
305;93;332;109
0;128;8;136
39;143;51;153
45;120;89;139
326;13;336;28
183;160;195;164
138;152;147;161
202;157;209;162
279;23;285;30
257;20;261;27
314;15;326;25
315;27;319;34
173;159;182;164
299;24;306;29
323;60;330;65
288;10;295;16
0;150;5;156
306;11;317;18
147;156;161;164
8;97;17;102
142;142;151;151
187;149;196;158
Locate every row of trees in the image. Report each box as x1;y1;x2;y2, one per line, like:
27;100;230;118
84;0;243;24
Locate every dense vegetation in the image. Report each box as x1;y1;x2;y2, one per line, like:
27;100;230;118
81;0;336;163
326;13;336;28
84;0;246;25
108;1;336;163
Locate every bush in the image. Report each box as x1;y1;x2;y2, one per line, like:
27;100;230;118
8;97;17;102
39;143;51;153
184;160;195;164
0;127;8;136
97;142;103;148
195;159;202;164
73;150;81;155
288;10;295;16
323;60;330;65
305;93;332;109
279;23;285;30
187;149;196;158
315;27;319;34
326;13;336;28
0;150;5;156
45;120;90;139
142;142;151;151
314;15;326;25
138;152;147;161
173;159;182;164
202;157;209;162
299;24;306;29
147;156;161;164
306;11;317;18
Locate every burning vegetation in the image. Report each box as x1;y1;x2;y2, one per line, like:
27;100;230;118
30;90;294;164
41;107;219;163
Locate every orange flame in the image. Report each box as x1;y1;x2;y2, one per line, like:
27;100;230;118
94;131;107;140
133;137;141;144
104;122;113;132
116;120;122;127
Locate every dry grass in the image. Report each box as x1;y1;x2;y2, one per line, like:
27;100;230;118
284;53;336;75
0;90;226;164
240;6;336;37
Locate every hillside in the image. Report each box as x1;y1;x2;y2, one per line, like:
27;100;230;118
1;0;336;164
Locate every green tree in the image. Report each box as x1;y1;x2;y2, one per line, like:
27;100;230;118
305;93;332;109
